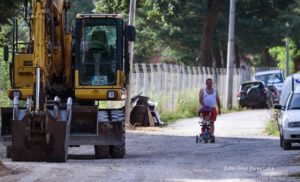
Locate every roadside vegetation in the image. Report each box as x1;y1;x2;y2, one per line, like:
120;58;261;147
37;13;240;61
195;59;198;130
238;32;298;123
157;91;244;124
265;112;280;136
156;91;199;124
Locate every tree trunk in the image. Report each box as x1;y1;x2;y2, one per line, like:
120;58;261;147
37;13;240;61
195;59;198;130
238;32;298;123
263;47;276;67
198;0;224;67
213;43;222;68
235;45;240;68
221;41;227;68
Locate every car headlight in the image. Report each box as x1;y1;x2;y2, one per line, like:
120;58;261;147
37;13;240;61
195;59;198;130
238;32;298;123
288;122;300;128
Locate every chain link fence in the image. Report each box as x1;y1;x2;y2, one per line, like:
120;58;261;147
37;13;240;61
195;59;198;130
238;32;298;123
131;63;277;111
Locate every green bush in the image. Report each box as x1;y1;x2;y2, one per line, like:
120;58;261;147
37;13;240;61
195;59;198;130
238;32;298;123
0;91;11;107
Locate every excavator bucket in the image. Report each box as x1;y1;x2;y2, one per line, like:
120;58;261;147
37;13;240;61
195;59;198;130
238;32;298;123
10;102;71;162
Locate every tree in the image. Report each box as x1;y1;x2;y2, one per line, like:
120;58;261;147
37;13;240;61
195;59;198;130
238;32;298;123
68;0;95;26
94;0;298;68
198;0;224;67
0;0;22;26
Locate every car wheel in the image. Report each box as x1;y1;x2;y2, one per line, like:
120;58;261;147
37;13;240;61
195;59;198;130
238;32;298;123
283;139;292;150
280;134;283;148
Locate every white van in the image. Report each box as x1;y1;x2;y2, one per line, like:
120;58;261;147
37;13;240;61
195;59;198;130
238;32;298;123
279;74;300;106
275;74;300;150
254;70;285;95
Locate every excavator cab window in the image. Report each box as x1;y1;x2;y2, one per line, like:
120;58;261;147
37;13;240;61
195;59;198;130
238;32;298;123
76;18;121;86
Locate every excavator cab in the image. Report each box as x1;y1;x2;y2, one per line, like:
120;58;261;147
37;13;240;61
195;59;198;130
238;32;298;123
74;14;133;100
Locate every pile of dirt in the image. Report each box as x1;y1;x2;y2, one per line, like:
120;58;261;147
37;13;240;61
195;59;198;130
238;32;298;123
0;161;12;177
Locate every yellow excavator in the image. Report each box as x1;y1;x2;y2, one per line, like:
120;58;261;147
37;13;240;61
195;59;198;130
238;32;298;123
1;0;134;161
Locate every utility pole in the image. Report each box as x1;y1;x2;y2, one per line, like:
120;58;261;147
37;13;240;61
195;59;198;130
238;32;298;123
286;22;290;76
225;0;236;109
125;0;136;126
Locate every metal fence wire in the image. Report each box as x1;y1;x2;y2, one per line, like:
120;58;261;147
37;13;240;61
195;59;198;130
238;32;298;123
131;63;277;111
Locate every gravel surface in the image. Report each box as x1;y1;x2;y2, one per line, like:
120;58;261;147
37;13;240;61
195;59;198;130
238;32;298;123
0;109;300;182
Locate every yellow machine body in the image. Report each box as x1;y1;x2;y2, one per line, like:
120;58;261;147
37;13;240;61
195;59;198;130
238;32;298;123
1;0;133;161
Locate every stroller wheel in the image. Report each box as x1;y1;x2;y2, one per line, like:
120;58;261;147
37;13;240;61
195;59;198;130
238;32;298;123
196;135;199;143
210;136;215;143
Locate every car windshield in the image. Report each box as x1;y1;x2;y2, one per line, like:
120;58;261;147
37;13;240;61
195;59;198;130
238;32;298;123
255;73;283;85
288;93;300;110
241;82;264;91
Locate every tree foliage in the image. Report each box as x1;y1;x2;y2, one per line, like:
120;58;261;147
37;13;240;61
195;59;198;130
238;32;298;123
68;0;95;26
0;0;22;26
1;0;300;69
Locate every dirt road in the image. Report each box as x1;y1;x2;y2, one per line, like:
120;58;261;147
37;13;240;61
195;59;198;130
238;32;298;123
0;109;300;182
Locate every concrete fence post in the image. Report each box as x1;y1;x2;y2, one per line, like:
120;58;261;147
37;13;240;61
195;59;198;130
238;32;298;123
150;64;155;96
142;63;147;95
157;63;162;95
192;67;197;89
134;64;139;95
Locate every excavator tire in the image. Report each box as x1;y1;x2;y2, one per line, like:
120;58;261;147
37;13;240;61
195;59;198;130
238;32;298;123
110;144;125;159
94;145;110;159
6;146;12;158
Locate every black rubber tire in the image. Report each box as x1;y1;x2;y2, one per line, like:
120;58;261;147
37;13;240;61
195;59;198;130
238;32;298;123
210;136;215;143
94;145;110;159
280;135;283;148
110;143;125;159
6;146;12;158
247;87;261;101
196;135;199;143
283;139;292;150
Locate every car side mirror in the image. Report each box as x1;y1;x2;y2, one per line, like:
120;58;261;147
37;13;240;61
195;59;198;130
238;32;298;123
274;104;285;110
127;25;136;42
3;45;9;62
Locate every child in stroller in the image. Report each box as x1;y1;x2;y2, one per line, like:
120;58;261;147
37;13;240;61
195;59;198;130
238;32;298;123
196;106;216;143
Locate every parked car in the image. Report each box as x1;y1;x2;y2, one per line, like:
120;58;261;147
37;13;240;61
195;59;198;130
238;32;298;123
254;70;285;96
237;81;272;108
274;74;300;150
275;87;300;150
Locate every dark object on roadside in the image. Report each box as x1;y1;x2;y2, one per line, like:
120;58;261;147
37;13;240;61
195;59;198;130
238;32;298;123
267;84;279;104
237;81;273;109
130;93;164;127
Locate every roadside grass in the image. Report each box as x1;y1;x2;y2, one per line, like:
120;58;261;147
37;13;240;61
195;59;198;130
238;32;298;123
159;91;199;125
265;118;280;136
158;91;244;125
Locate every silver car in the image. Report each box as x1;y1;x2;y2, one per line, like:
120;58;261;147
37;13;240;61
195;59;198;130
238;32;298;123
275;87;300;150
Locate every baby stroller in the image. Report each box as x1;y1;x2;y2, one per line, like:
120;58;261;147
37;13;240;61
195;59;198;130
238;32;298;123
196;106;215;143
